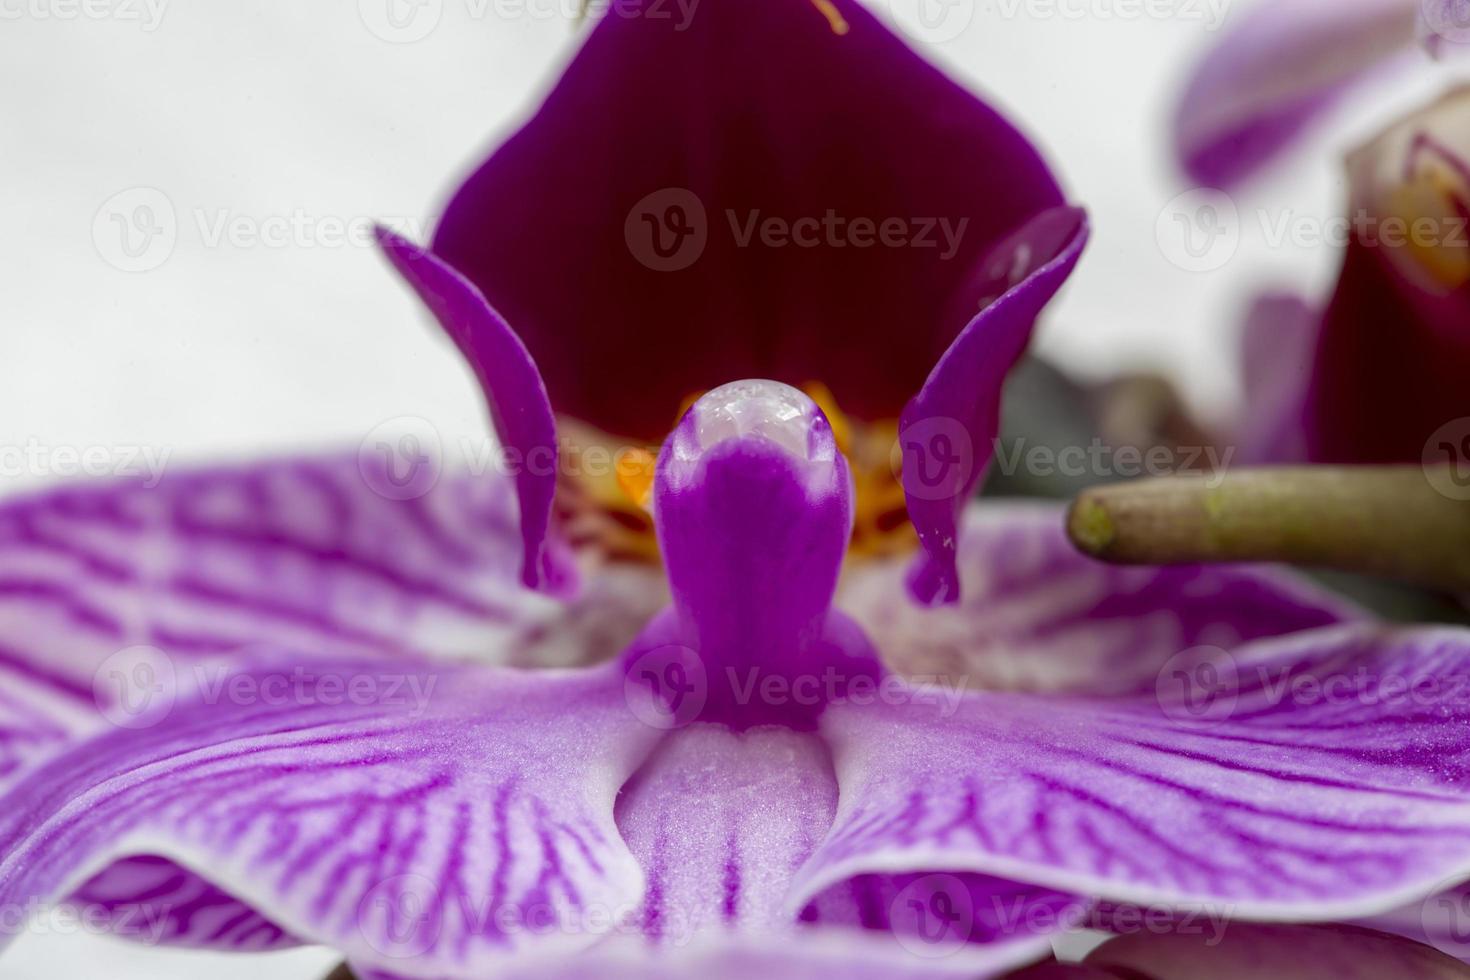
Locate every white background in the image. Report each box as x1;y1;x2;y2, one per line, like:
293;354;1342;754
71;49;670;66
0;0;1465;975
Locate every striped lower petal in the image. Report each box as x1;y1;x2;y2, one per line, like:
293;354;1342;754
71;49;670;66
796;624;1470;919
0;658;663;972
0;455;662;793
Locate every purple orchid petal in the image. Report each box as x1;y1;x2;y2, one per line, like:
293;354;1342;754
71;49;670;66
839;503;1360;696
70;855;294;950
376;229;568;594
432;0;1069;440
0;656;95;797
899;207;1088;606
0;454;656;793
0;657;663;971
1235;292;1321;464
636;381;882;728
1087;922;1470;979
1173;0;1418;187
793;624;1470;919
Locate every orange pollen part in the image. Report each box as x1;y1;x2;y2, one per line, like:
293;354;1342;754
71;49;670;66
554;385;914;565
1382;134;1470;292
808;0;850;35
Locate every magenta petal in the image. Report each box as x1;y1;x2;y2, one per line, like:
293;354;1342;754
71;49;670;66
1173;0;1417;187
0;659;662;972
0;656;93;798
433;0;1070;439
896;209;1088;605
796;625;1470;918
376;228;567;594
840;503;1360;696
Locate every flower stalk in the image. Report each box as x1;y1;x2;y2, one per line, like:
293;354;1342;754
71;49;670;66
1068;466;1470;593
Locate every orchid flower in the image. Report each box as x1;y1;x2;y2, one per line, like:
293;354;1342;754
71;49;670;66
1174;0;1467;188
424;0;1086;603
5;3;1470;979
4;227;1470;978
1235;86;1470;465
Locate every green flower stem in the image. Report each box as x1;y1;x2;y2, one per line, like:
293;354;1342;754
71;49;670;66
1067;466;1470;593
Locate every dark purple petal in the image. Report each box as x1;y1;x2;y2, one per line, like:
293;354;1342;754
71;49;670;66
898;209;1087;605
1304;87;1470;464
1173;0;1417;187
794;624;1470;918
1087;922;1470;979
376;228;567;593
637;381;881;728
839;503;1360;696
0;658;662;970
433;0;1069;440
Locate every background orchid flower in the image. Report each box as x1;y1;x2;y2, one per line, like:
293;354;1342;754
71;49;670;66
1173;0;1465;188
6;231;1470;979
1018;922;1470;978
1235;86;1470;466
423;0;1088;603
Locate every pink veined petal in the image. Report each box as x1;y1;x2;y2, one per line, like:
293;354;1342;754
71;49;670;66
1173;0;1418;187
793;624;1470;920
1086;922;1470;979
838;503;1361;696
70;855;294;951
376;229;569;595
899;208;1088;606
0;455;662;791
612;723;838;942
0;658;664;972
0;656;96;797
